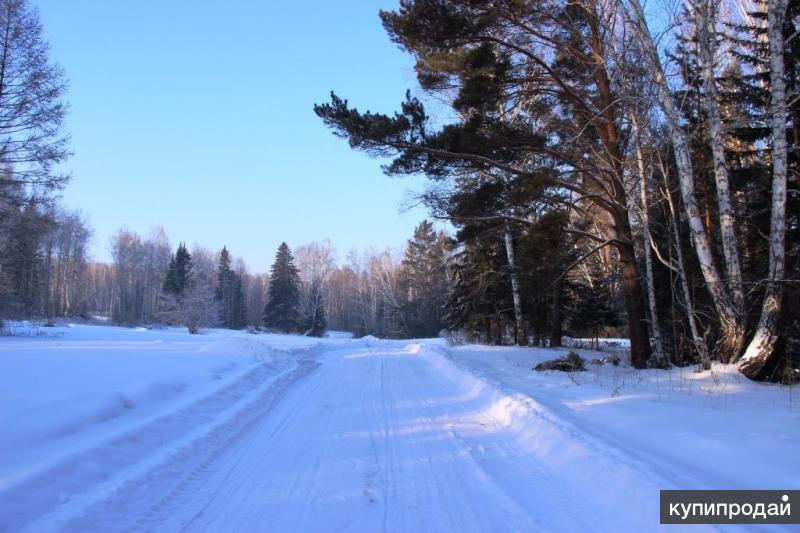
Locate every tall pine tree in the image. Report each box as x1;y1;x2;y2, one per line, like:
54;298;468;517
263;242;301;332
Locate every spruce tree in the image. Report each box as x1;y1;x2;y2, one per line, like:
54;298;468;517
163;243;193;300
263;242;301;332
568;282;622;350
398;220;449;338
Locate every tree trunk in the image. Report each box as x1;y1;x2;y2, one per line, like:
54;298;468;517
586;9;652;368
550;280;563;347
616;238;652;368
503;223;527;346
631;115;666;362
697;0;745;311
661;159;711;368
739;0;789;379
620;0;745;362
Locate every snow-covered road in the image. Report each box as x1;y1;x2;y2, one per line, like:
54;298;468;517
52;340;591;532
5;326;795;532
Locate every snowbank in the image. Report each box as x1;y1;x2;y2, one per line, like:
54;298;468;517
439;343;800;509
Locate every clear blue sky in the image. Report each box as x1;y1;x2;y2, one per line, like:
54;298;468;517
35;0;433;270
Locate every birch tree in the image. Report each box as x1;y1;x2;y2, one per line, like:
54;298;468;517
738;0;790;378
630;115;666;362
503;223;527;346
618;0;746;361
695;0;745;311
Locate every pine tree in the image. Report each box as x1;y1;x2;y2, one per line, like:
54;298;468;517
316;0;656;366
163;243;193;300
263;242;301;332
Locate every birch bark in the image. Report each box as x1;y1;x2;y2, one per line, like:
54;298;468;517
503;223;528;346
739;0;789;378
696;0;745;310
619;0;745;361
631;115;666;362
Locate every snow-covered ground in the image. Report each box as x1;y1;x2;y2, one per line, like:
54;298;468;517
443;343;800;492
0;325;796;531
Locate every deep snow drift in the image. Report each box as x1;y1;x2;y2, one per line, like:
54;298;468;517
0;324;797;532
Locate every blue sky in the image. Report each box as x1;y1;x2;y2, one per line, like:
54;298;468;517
35;1;433;270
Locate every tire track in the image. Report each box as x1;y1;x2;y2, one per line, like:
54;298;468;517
23;350;322;533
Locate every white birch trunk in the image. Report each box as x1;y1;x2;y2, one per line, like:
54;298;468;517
660;157;711;367
739;0;789;378
619;0;744;361
697;0;745;311
631;115;666;362
504;223;527;346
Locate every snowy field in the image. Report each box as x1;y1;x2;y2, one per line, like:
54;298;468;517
0;324;797;532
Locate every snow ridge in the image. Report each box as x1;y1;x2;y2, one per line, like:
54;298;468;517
416;343;710;531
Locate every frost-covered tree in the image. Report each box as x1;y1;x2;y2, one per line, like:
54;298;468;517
175;284;219;334
111;227;171;324
296;241;335;337
302;278;327;337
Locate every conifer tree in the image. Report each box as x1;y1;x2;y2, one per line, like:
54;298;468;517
315;0;655;366
568;281;622;350
163;243;192;300
231;275;247;329
263;242;301;332
398;220;450;338
215;246;236;328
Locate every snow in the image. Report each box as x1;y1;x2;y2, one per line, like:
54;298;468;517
1;325;797;531
0;324;327;531
443;343;800;493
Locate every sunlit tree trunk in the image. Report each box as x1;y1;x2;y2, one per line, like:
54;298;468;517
658;153;711;367
739;0;789;379
696;0;745;311
503;224;527;346
631;115;666;362
619;0;744;361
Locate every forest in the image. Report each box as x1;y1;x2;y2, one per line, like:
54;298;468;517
314;0;799;381
0;0;798;382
